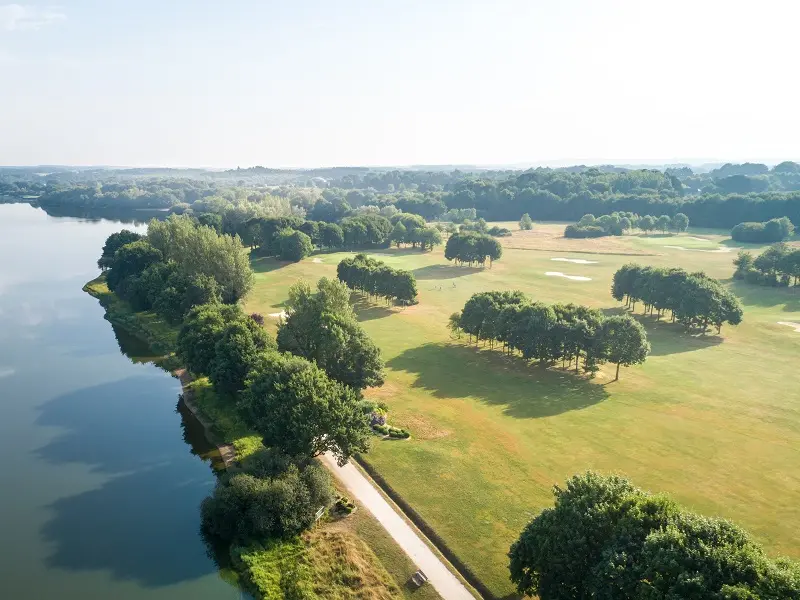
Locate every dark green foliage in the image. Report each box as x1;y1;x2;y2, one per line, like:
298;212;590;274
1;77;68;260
597;315;650;380
197;212;223;232
318;222;344;248
339;214;392;248
105;240;163;291
444;232;502;267
277;278;385;389
612;264;743;333
200;448;333;544
177;303;248;375
452;291;628;376
487;226;512;237
277;228;313;262
240;352;371;465
337;254;418;306
97;230;143;269
209;319;277;395
508;472;800;600
564;224;607;238
735;244;800;287
731;217;795;243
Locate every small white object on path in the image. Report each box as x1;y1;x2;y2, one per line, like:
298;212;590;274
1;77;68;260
777;321;800;332
545;271;592;281
312;258;323;263
551;257;598;265
268;311;288;319
320;453;476;600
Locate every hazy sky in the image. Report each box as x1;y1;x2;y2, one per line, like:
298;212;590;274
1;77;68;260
1;0;798;168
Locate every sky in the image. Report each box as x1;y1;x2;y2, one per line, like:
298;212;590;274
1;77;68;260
1;0;799;168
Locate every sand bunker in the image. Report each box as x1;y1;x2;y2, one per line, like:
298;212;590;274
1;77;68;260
268;311;288;319
686;236;712;242
664;245;732;253
551;258;598;265
312;258;323;263
545;271;592;281
777;321;800;332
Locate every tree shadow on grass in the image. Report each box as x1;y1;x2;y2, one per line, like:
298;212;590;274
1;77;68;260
387;343;608;419
250;255;290;274
351;295;396;322
412;264;483;280
602;307;725;356
727;281;800;312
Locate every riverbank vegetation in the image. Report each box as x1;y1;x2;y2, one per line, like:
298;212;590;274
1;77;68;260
89;217;442;600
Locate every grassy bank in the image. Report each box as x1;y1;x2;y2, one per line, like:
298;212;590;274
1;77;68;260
84;274;442;600
244;223;800;597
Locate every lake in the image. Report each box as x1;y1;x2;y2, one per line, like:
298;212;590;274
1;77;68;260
0;204;240;599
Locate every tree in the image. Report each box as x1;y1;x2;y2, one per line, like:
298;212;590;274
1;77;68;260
177;303;246;375
319;222;344;249
106;240;163;291
656;214;671;233
508;472;800;600
277;229;313;262
241;352;371;465
200;448;333;543
389;221;406;247
417;226;442;251
519;213;533;230
277;278;385;390
672;212;690;232
598;315;650;380
98;230;143;270
639;215;656;233
209;319;276;395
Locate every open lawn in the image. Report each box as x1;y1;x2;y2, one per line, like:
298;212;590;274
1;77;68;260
244;223;800;598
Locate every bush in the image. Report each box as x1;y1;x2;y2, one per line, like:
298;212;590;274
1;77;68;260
277;229;313;262
372;424;389;435
488;226;512;237
731;217;795;243
564;224;607;238
201;449;333;544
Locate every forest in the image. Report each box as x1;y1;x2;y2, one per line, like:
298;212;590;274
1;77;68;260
4;162;800;230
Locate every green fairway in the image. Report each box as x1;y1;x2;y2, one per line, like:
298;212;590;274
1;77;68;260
244;223;800;597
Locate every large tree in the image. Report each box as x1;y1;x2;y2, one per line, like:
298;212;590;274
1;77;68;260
105;240;163;291
177;303;247;375
240;352;371;465
277;278;384;390
509;472;800;600
98;230;143;270
209;319;276;395
598;315;650;380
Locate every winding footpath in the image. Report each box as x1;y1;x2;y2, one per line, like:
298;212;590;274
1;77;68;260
320;453;477;600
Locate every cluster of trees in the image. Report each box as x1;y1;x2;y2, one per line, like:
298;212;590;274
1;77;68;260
565;212;689;238
612;264;743;333
734;244;800;287
389;213;442;250
99;216;253;323
177;280;380;465
509;472;800;599
337;254;418;306
449;291;650;380
731;216;795;243
444;232;503;267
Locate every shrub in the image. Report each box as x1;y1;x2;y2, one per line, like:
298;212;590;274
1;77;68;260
731;217;795;243
372;424;389;435
564;225;607;238
488;226;512;237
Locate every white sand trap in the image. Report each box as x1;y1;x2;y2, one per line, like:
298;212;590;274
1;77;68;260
551;258;598;265
777;321;800;332
664;245;732;253
545;271;592;281
312;258;323;263
268;311;288;319
686;236;712;242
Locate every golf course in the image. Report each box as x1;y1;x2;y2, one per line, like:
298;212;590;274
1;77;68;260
243;222;800;597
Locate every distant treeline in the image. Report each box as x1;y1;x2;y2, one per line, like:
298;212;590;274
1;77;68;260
612;265;743;333
5;163;800;229
565;212;689;238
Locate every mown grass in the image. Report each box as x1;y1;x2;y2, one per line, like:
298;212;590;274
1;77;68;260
85;274;442;600
244;222;800;597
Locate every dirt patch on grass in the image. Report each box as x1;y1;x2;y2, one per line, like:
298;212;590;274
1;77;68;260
394;413;452;441
777;321;800;332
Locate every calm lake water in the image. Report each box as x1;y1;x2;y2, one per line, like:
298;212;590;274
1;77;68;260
0;204;240;599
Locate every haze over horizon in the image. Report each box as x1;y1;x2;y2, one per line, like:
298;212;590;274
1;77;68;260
2;0;799;168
